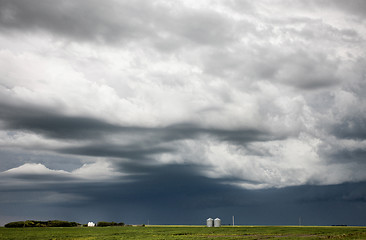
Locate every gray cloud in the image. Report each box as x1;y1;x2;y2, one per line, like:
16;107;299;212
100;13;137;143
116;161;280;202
202;47;341;90
0;0;236;49
332;116;366;140
328;148;366;165
321;0;366;19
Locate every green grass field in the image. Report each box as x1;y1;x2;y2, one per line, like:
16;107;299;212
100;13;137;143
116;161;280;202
0;225;365;240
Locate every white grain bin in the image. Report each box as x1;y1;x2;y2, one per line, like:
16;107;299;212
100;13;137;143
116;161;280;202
214;218;221;227
87;222;95;227
206;218;214;227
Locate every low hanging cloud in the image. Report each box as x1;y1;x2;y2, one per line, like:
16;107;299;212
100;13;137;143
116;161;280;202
1;162;124;183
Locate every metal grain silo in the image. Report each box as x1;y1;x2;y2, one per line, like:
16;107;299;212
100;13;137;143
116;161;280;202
214;218;221;227
206;218;213;227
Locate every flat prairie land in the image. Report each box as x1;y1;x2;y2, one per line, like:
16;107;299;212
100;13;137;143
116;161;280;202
0;225;365;240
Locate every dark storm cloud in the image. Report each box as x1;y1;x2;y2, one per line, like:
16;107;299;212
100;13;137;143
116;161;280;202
1;161;365;225
164;123;278;143
0;172;75;182
0;102;280;160
59;144;173;160
0;103;120;139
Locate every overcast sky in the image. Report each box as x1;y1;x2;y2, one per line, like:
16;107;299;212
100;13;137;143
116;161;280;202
0;0;366;226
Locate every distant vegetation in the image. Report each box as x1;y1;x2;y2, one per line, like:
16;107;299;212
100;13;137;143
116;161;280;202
5;220;79;228
97;221;125;227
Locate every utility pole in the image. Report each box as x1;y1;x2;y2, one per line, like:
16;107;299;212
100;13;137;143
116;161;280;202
299;217;301;226
232;216;235;226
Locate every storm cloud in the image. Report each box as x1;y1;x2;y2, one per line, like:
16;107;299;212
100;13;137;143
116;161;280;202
0;0;366;225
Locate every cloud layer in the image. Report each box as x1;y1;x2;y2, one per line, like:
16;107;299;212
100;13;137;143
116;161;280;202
0;0;366;225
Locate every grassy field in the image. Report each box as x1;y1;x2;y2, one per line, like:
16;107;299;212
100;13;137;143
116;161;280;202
0;225;365;240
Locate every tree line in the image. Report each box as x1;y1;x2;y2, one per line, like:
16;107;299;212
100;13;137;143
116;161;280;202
5;220;79;228
96;221;125;227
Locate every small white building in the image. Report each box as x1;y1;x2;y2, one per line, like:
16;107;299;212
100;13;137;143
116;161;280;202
87;222;95;227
